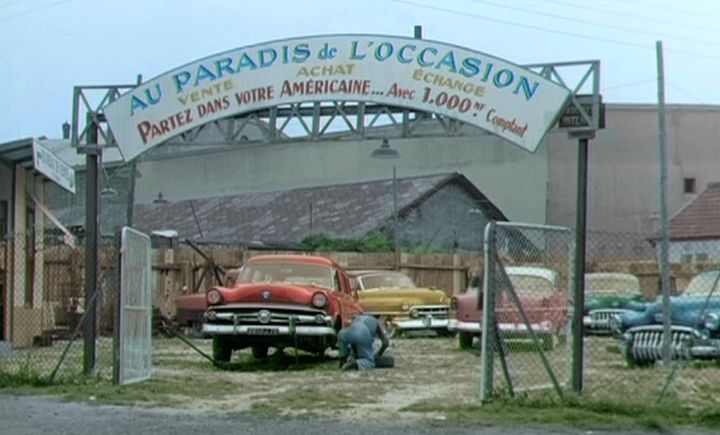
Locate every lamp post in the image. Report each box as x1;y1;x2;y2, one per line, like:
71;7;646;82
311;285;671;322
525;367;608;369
371;138;400;254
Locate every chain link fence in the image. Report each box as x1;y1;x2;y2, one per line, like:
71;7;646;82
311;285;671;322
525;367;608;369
3;222;720;412
0;232;120;383
478;222;574;401
581;231;720;408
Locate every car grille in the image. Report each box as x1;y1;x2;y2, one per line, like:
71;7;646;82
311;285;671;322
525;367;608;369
207;305;330;327
588;309;624;330
413;305;449;319
625;325;694;364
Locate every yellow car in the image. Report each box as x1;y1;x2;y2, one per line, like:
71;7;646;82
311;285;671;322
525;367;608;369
348;270;451;337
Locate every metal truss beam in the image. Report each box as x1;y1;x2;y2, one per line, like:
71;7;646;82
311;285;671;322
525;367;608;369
70;60;601;149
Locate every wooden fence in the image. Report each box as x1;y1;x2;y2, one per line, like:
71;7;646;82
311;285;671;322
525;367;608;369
2;241;719;344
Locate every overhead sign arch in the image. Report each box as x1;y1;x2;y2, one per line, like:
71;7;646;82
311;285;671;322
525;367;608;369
104;34;571;161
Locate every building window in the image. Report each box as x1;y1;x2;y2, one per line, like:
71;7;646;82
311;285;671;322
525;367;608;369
683;177;696;194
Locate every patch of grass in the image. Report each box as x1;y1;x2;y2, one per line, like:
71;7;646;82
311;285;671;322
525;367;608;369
0;368;54;388
215;350;339;372
401;394;707;430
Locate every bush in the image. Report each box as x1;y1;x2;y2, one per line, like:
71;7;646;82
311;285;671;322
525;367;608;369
299;232;392;252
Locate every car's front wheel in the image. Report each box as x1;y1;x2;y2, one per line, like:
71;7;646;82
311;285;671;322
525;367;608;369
379;316;397;338
458;331;474;349
212;336;233;363
251;345;269;360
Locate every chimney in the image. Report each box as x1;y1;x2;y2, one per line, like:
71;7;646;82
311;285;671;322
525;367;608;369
62;121;71;139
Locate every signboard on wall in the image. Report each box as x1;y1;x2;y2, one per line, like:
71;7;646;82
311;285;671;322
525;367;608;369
104;34;571;161
32;140;76;193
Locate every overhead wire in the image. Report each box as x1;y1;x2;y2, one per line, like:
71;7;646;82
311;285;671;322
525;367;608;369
386;0;720;62
0;0;76;22
606;0;717;20
460;0;719;47
529;0;720;33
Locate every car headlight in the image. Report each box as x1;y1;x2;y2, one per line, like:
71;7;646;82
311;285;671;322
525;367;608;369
207;289;223;305
410;308;419;318
311;292;327;308
704;313;720;331
402;302;410;311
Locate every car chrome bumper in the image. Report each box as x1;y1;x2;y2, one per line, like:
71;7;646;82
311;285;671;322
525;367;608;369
448;319;481;333
203;323;336;336
447;319;553;334
395;317;449;330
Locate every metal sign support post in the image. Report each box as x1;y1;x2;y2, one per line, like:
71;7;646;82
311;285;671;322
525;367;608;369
78;113;101;375
570;130;593;393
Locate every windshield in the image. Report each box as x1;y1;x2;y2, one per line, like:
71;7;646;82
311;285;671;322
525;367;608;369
683;271;720;296
358;272;416;290
585;274;640;294
507;275;557;297
236;262;335;290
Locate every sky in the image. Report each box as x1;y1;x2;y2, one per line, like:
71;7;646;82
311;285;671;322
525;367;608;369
2;0;720;144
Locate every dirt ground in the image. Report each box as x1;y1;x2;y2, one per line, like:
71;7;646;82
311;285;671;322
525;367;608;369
150;332;720;426
153;332;485;424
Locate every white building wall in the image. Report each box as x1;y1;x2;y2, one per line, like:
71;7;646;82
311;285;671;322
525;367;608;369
134;128;551;225
668;240;720;263
546;104;720;236
129;104;720;237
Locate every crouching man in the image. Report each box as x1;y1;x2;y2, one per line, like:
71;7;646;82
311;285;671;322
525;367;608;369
338;314;393;371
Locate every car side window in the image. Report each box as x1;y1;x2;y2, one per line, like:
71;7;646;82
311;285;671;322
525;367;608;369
333;271;340;292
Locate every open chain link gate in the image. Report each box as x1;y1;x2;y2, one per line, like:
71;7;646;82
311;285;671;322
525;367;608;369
116;227;152;385
480;221;574;401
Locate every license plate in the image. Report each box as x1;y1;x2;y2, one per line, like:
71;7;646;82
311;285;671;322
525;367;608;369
422;317;432;327
247;327;280;336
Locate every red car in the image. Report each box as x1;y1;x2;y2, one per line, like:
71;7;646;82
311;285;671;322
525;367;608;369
202;254;363;362
448;266;568;350
175;269;240;337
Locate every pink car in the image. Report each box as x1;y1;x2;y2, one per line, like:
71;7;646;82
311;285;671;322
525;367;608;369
448;266;569;350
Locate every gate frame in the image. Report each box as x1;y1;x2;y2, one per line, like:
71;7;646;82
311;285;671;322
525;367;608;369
479;220;574;402
115;226;152;385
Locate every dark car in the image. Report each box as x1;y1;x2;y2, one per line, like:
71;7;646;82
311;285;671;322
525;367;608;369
202;255;363;363
611;270;720;366
583;272;646;334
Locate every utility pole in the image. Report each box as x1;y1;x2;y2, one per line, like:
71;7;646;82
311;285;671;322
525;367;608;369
656;41;672;366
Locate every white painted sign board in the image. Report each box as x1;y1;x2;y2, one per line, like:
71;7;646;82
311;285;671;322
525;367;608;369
105;34;571;160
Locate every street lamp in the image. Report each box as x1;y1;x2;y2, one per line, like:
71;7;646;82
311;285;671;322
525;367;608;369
371;138;400;254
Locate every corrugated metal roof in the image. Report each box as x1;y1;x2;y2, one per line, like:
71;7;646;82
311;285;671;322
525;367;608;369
0;138;34;167
132;173;505;246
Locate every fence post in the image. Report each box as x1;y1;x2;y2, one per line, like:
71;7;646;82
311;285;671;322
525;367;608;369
480;221;496;402
571;136;589;393
79;113;100;375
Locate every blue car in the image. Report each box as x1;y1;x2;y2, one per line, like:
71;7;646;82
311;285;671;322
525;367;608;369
611;270;720;366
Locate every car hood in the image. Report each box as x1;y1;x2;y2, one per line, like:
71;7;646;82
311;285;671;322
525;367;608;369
216;282;328;305
358;287;448;313
618;295;720;331
584;293;645;313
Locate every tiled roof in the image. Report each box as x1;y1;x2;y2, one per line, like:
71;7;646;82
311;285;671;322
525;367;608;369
667;182;720;240
132;173;505;246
